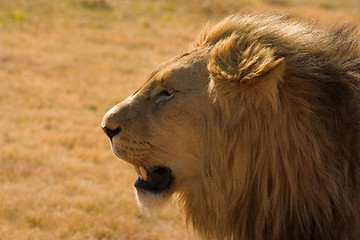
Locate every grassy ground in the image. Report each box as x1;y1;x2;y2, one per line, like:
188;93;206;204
0;0;359;239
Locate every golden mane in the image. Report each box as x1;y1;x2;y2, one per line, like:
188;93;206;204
177;14;360;240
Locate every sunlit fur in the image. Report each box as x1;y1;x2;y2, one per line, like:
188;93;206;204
102;14;360;240
178;14;360;240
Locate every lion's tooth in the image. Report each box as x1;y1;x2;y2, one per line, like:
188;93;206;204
134;165;140;174
140;166;147;180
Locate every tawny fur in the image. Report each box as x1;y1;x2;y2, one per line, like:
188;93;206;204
102;14;360;240
179;15;360;240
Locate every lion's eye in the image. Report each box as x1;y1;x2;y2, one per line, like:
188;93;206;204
156;88;175;103
159;89;175;97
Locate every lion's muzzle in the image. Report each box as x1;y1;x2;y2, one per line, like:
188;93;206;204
101;99;174;196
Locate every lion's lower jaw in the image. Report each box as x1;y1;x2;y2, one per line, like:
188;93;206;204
135;188;172;215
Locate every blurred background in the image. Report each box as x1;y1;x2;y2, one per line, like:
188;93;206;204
0;0;359;239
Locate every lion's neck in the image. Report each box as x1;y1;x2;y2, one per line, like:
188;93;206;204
179;103;359;240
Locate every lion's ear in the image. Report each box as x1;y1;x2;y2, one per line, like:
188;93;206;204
208;33;285;110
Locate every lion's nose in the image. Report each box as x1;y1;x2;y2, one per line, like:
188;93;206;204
102;100;131;139
102;126;122;139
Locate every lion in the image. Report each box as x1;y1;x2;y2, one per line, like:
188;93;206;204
101;14;360;240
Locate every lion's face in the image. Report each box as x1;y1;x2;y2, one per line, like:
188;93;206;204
101;49;210;209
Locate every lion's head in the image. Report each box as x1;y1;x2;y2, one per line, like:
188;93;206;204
102;14;360;240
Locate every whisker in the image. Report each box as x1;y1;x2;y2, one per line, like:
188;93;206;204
147;145;178;166
150;149;174;160
149;144;177;158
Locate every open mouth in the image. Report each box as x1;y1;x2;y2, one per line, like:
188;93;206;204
134;166;172;194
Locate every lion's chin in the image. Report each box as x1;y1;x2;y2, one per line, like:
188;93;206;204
135;188;173;215
129;165;174;214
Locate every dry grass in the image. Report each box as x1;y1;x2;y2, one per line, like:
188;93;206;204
0;0;359;239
